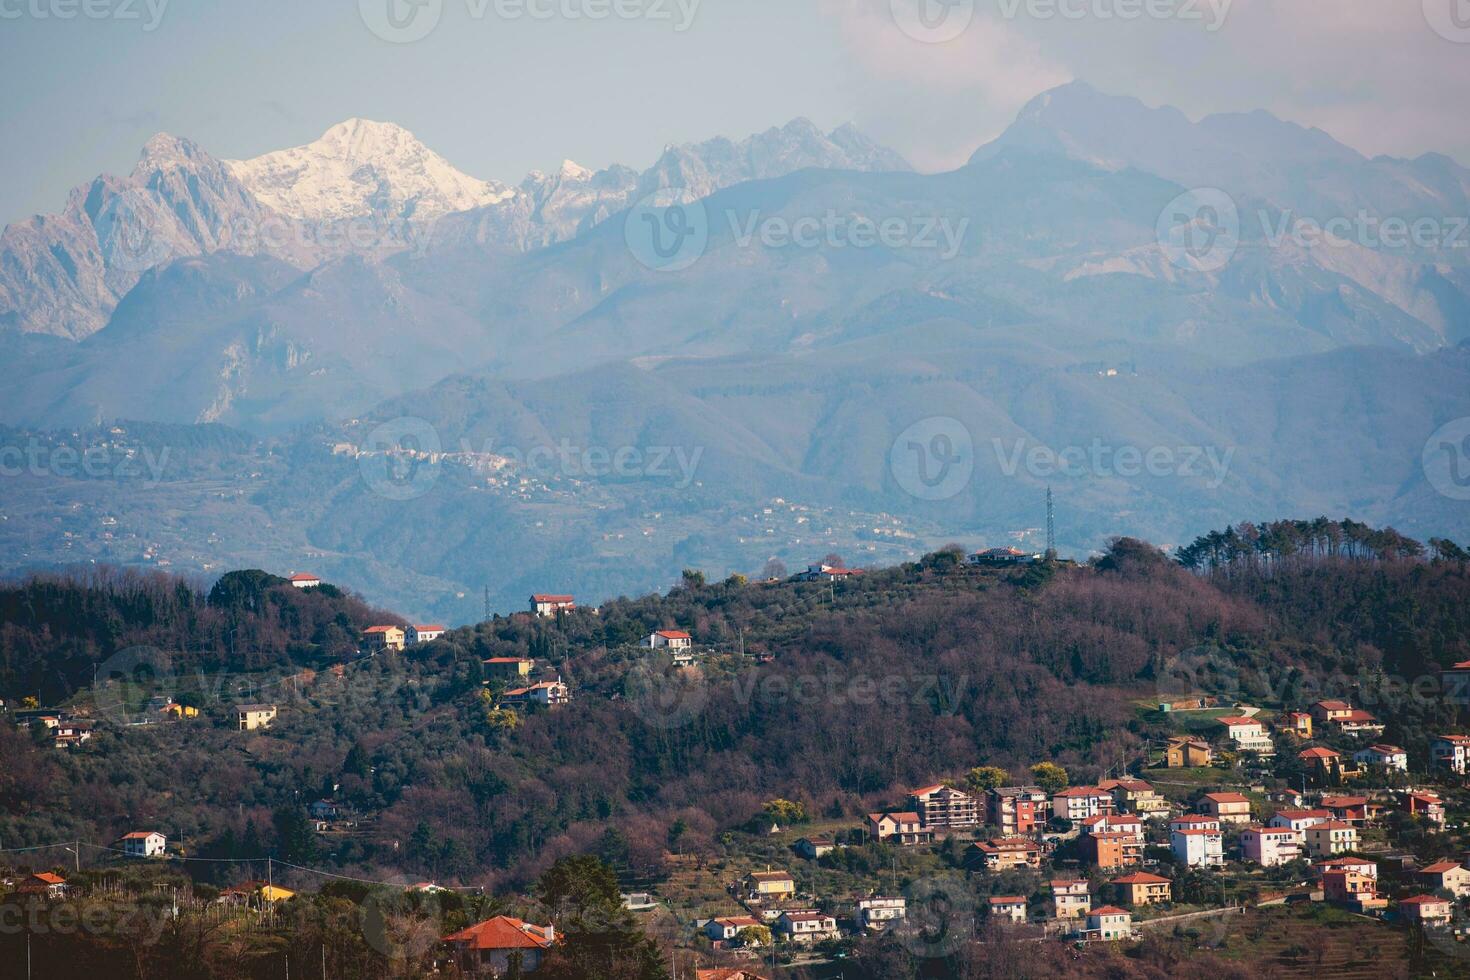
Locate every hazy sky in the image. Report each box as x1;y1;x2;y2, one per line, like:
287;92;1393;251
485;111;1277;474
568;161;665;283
2;0;1468;224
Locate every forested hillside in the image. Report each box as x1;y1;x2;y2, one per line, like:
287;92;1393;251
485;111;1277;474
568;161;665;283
3;524;1469;896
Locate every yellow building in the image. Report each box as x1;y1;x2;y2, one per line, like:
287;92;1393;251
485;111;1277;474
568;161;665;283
363;625;406;651
1165;737;1213;768
236;704;278;731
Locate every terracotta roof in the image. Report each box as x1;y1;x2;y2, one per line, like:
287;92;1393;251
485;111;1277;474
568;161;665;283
120;831;162;840
363;625;400;634
1400;894;1451;906
910;783;948;797
1314;700;1352;710
1308;820;1355;831
1337;710;1380;723
443;916;555;951
1053;786;1105;797
1274;809;1331;819
746;871;794;882
780;911;832;923
1173;828;1221;836
1113;872;1171;884
1217;716;1262;726
655;630;692;639
988;896;1027;904
1420;860;1464;874
1088;906;1130;916
412;624;446;632
531;594;574;603
869;811;921;823
1321;796;1369;807
288;573;319;582
1364;744;1404;755
1203;792;1251;804
1436;733;1470;744
712;916;761;928
1298;747;1340;759
1170;815;1219;824
30;872;65;885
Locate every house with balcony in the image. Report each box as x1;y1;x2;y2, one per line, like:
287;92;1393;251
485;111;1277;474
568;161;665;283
1431;734;1470;774
1401;791;1446;826
1198;792;1252;825
855;897;906;930
909;784;981;830
774;911;838;943
1305;821;1359;858
1239;826;1302;867
1353;744;1407;771
1050;879;1090;920
1269;808;1331;833
362;625;406;651
968;837;1042;871
1399;895;1454;925
1417;860;1470;898
1171;828;1224;867
1081;906;1133;941
1322;870;1387;913
1083;831;1142;870
1098;778;1169;818
866;811;933;846
1218;716;1274;755
988;786;1047;835
1113;872;1172;906
1052;786;1115;823
987;896;1029;925
742;871;795;902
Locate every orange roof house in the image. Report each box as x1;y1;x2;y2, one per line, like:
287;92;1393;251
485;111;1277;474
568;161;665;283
445;916;556;973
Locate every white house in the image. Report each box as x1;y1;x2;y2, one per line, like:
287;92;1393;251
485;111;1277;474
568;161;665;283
644;630;693;650
1052;786;1114;823
1083;906;1133;941
118;831;166;858
704;916;762;943
1431;734;1470;774
1218;716;1274;754
530;594;575;617
1171;828;1224;867
1269;809;1332;834
775;911;839;943
406;624;447;645
988;896;1028;924
855;897;906;929
288;573;321;589
1239;826;1301;867
501;679;570;709
1353;744;1408;771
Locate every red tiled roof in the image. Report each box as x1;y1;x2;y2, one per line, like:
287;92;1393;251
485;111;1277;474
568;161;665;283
1314;700;1352;710
1203;792;1251;804
1088;906;1130;916
988;896;1026;904
1113;872;1171;884
1420;860;1464;874
1298;747;1340;759
120;831;162;840
288;573;319;582
364;625;400;634
1053;786;1105;797
1337;710;1380;723
869;811;921;823
413;624;446;632
531;594;574;603
1321;796;1368;807
655;630;692;639
444;916;555;951
1275;809;1331;819
31;872;65;885
910;783;948;797
1400;894;1451;906
1217;716;1262;726
1308;820;1355;831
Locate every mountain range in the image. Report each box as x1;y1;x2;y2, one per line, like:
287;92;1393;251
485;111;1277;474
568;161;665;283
1;81;1467;620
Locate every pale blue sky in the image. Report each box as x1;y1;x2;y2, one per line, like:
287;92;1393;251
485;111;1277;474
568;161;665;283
3;0;1467;225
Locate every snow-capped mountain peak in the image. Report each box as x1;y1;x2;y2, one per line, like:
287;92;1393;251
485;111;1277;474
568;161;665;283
226;118;514;223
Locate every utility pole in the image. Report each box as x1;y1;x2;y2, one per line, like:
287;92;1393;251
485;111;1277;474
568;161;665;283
1046;486;1057;559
